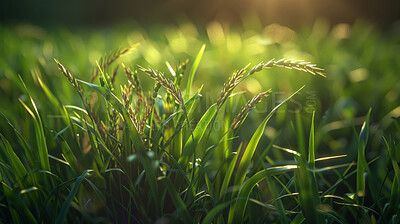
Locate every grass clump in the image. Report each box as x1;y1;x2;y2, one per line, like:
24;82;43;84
1;24;399;223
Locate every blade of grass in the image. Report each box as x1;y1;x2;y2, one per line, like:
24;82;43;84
233;165;298;222
77;79;145;152
254;131;281;171
290;213;305;224
266;175;289;224
1;182;37;223
0;134;29;188
294;111;321;224
322;157;379;197
185;44;205;100
38;76;82;152
1;113;37;170
178;103;218;168
18;76;50;171
309;111;316;172
357;108;371;198
159;177;191;223
56;170;91;223
383;137;400;219
59;137;79;175
202;198;239;224
228;86;304;223
138;152;160;217
219;151;239;200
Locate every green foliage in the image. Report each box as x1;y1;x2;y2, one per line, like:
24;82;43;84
0;21;399;223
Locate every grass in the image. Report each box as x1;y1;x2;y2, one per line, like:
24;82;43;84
0;21;400;223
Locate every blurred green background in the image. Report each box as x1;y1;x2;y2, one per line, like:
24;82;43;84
1;0;400;28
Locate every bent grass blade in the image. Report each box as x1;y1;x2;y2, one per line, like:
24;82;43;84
228;86;305;223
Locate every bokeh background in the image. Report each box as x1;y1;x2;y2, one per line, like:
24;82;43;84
1;0;400;29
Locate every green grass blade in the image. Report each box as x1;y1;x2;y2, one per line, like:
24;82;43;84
186;86;203;118
38;75;82;151
232;87;304;186
233;165;298;222
265;176;289;224
77;79;145;152
83;121;104;168
151;111;182;154
138;153;160;217
254;131;281;171
56;170;91;223
356;108;371;198
59;138;79;174
37;76;70;124
166;61;176;77
219;152;239;199
185;44;205;100
1;113;37;170
290;213;305;224
0;133;29;188
295;111;306;160
389;162;400;215
204;171;215;199
383;137;400;219
18;76;50;171
38;177;78;222
228;86;304;223
37;76;60;108
202;199;238;224
294;111;321;224
178;103;218;168
171;127;183;160
159;177;191;223
309;111;315;171
1;182;37;223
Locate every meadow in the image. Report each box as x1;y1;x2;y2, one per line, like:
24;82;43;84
0;20;400;223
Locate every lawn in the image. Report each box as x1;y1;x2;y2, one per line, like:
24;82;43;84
0;20;400;223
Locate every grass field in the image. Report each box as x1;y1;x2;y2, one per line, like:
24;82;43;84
1;20;400;223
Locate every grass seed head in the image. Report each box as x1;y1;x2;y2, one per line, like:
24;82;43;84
54;59;83;95
139;66;184;107
111;65;119;84
91;46;137;82
231;89;272;131
122;64;146;113
249;58;326;77
217;68;246;107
